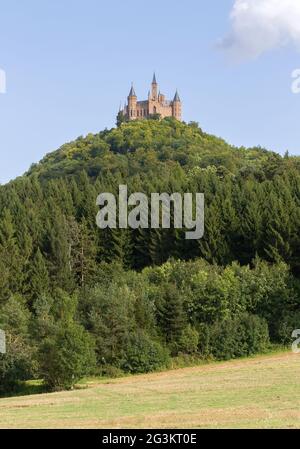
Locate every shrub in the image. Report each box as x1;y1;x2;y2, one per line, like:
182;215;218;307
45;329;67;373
121;332;169;374
39;321;96;391
178;325;199;354
199;313;269;360
98;365;125;379
0;295;37;394
209;319;237;360
0;333;37;394
236;313;270;356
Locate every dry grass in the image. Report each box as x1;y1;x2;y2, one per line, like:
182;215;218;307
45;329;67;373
0;351;300;429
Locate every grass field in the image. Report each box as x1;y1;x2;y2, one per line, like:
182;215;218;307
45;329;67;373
0;351;300;429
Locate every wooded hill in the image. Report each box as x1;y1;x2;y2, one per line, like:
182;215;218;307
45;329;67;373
0;117;299;392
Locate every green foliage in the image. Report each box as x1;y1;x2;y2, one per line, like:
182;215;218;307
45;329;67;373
0;119;299;393
198;314;270;360
79;284;136;365
157;284;187;355
121;332;169;374
1;119;299;277
39;321;96;391
116;111;127;127
0;296;37;393
178;325;199;354
27;249;49;301
278;312;300;345
97;365;125;379
0;333;36;394
33;290;96;391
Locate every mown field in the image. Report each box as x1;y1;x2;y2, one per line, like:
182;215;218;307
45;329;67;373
0;351;299;429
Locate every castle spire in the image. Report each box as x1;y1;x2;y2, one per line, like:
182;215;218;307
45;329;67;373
173;89;181;102
128;83;136;97
151;73;158;100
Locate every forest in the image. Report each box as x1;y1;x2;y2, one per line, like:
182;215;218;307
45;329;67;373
0;117;299;393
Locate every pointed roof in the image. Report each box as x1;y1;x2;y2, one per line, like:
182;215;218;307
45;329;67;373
128;83;136;97
173;90;181;102
152;72;157;84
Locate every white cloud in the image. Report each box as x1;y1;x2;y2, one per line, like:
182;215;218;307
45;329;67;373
220;0;300;60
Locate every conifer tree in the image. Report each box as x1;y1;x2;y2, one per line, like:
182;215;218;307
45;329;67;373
158;283;187;354
69;218;97;287
26;249;50;301
47;209;75;292
0;209;24;297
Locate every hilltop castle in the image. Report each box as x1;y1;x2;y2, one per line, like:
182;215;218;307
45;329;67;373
120;74;182;121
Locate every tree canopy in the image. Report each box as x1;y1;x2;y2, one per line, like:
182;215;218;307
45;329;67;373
0;118;299;392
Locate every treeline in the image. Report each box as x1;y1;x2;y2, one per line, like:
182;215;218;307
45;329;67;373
1;259;299;392
0;118;299;392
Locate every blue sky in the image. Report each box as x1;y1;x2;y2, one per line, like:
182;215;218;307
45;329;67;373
0;0;300;184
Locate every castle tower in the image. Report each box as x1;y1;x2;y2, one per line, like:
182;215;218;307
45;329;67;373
172;90;182;121
151;73;158;101
128;84;137;120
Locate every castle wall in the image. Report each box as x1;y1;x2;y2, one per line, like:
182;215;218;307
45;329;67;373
125;98;180;120
149;100;173;118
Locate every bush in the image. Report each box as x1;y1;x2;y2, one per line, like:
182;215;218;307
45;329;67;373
178;325;199;354
0;333;37;394
199;313;270;360
209;319;237;360
39;321;96;391
236;313;270;356
0;295;37;394
121;332;170;374
98;365;125;379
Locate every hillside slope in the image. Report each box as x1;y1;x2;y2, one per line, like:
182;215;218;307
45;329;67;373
26;118;282;181
0;351;299;429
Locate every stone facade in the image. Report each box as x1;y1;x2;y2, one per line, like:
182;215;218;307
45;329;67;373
121;74;182;121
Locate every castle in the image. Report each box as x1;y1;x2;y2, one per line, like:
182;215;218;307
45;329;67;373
120;74;182;121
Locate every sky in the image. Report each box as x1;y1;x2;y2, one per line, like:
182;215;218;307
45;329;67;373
1;0;300;184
